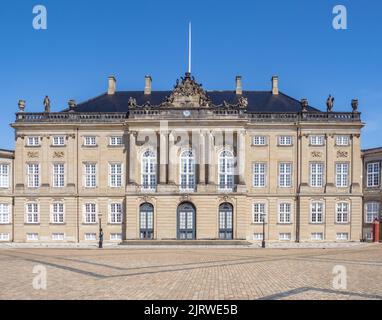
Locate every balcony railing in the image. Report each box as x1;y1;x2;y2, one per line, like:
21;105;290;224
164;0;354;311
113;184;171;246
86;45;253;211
15;112;128;123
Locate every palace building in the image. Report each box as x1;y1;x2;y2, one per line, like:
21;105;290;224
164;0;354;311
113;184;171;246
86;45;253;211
0;72;365;243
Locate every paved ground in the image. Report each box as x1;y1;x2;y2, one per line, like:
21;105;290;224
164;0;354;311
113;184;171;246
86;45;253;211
0;244;381;300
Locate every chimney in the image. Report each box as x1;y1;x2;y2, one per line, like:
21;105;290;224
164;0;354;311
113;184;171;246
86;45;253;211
235;76;242;95
108;76;116;95
271;75;279;95
144;75;152;95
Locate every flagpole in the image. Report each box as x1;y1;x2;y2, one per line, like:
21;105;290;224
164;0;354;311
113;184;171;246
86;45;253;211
188;22;192;74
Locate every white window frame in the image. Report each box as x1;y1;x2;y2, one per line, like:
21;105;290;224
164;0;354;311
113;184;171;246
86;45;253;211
109;163;123;188
109;203;122;224
336;163;349;187
365;202;380;223
367;162;380;188
179;150;196;191
84;136;97;146
253;136;267;146
27;233;39;241
336;202;350;224
84;203;97;224
0;204;10;224
278;203;292;224
52;233;65;241
253;233;264;241
26;136;40;147
253;163;266;188
51;202;65;224
52;136;65;146
0;233;10;241
336;135;350;146
53;163;65;188
0;164;10;188
310;135;325;146
310;163;324;187
279;233;291;241
218;150;234;191
310;202;324;224
110;233;122;241
27;163;40;188
253;203;267;224
26;203;39;224
84;163;97;188
336;233;349;241
141;150;157;191
278;136;293;146
279;163;292;188
109;136;123;146
311;232;323;241
85;233;97;241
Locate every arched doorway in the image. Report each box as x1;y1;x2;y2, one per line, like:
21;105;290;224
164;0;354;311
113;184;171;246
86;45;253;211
140;203;154;239
219;203;233;239
177;202;196;240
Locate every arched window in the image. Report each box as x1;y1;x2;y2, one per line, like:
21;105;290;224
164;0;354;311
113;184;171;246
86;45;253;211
141;150;157;190
218;150;234;190
180;150;195;191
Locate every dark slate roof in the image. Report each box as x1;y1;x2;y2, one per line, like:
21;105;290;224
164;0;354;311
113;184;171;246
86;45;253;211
70;91;321;113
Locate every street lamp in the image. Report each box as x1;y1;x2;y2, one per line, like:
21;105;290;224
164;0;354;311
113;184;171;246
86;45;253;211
261;213;266;248
98;213;103;249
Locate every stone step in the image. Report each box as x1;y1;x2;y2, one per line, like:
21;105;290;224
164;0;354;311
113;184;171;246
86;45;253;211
120;240;251;246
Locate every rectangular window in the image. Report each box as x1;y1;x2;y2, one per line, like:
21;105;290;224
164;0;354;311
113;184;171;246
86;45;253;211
311;233;323;241
253;163;266;187
366;202;380;223
52;233;65;241
365;233;373;241
279;233;291;241
336;233;349;241
253;136;267;146
336;163;349;187
336;135;350;146
51;203;64;224
53;163;65;188
310;135;324;146
278;136;293;146
310;163;324;187
27;233;39;241
279;163;292;187
26;136;40;147
253;203;266;224
311;202;324;223
84;203;96;224
85;233;96;241
27;163;40;188
0;204;10;224
0;164;9;188
253;233;263;241
84;163;97;188
26;203;39;224
110;233;122;241
0;233;10;241
109;136;123;146
52;136;65;146
109;163;122;187
84;136;96;146
367;162;380;187
279;203;291;224
109;203;122;224
336;202;350;223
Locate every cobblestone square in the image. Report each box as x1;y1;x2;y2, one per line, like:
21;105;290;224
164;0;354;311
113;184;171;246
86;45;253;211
0;244;381;300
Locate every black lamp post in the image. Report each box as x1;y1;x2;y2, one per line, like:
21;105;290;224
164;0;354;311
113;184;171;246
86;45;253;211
98;213;103;249
261;213;266;248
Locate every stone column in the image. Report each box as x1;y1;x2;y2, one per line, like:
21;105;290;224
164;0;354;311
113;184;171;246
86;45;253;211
159;131;169;184
237;130;246;185
168;131;176;184
199;131;206;185
128;131;137;184
207;131;215;185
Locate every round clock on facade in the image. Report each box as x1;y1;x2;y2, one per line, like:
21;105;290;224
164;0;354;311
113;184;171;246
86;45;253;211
183;110;191;117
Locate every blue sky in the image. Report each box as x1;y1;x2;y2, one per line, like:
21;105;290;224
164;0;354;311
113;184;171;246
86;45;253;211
0;0;381;150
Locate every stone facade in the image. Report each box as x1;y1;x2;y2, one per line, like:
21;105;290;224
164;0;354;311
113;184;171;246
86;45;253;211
362;148;382;241
0;73;365;243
